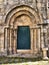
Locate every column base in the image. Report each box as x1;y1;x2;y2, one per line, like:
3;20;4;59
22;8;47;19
4;49;7;55
13;50;16;54
43;57;48;60
42;48;48;60
9;48;12;55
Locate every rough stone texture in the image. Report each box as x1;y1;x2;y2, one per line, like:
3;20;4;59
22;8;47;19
0;0;49;59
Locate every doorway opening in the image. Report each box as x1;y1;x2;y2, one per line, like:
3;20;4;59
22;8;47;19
17;26;31;50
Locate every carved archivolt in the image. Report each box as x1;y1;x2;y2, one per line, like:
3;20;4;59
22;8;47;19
5;5;43;27
4;5;42;54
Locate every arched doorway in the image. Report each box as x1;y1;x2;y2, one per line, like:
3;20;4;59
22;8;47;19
4;5;42;55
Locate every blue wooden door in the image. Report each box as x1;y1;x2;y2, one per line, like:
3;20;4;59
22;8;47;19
17;26;30;49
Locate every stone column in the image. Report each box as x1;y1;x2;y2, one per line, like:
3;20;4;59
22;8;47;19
41;26;48;59
30;28;33;53
34;29;37;53
9;29;12;55
43;29;48;59
4;28;8;55
13;29;17;54
37;29;41;50
41;26;44;48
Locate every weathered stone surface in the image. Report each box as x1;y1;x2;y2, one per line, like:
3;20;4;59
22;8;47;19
0;0;48;59
0;0;3;4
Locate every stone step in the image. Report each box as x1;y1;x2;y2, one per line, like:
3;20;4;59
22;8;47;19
7;53;42;58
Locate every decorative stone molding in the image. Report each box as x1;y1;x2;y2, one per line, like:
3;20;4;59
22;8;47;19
5;5;43;25
3;5;43;55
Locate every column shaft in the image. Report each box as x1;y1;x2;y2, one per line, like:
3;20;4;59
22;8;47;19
13;29;17;54
41;27;44;48
33;29;37;53
37;29;41;50
4;28;8;54
9;29;12;54
30;29;33;53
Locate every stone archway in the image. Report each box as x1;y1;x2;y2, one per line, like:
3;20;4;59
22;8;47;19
4;5;43;55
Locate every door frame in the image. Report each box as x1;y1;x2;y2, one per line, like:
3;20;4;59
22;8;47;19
4;27;41;54
17;26;31;53
17;27;41;54
17;26;31;49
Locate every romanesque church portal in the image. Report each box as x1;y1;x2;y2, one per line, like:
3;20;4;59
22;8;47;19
0;0;49;59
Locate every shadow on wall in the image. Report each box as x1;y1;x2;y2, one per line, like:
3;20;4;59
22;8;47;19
47;47;49;58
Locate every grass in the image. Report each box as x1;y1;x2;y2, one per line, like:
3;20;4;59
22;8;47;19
2;61;48;65
0;56;48;64
0;56;42;64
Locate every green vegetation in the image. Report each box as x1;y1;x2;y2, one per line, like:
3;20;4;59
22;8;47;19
0;56;48;64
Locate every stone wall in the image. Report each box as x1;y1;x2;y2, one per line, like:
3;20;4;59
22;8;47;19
0;0;48;57
0;0;48;24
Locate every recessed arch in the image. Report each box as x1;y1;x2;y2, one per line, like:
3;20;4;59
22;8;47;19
4;5;43;55
9;10;35;26
13;14;34;28
13;14;35;25
5;5;43;26
9;11;36;29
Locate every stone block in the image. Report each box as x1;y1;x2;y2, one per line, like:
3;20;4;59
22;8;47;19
0;15;2;19
0;0;3;4
7;0;14;5
42;48;48;59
